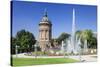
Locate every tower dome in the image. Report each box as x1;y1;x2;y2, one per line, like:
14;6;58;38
39;9;51;24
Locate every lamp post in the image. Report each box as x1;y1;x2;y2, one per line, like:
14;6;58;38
32;45;34;52
34;42;38;58
28;45;30;53
15;45;19;58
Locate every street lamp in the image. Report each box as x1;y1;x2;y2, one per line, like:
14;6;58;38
34;42;38;58
27;45;30;53
32;45;34;52
15;45;19;58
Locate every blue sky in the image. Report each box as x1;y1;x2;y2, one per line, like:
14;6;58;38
12;1;97;40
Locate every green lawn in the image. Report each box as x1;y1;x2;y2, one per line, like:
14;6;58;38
12;58;79;66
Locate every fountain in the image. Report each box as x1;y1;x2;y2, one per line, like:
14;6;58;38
83;40;88;54
60;8;77;54
60;40;67;57
60;8;88;56
71;8;76;53
77;38;82;61
70;8;82;54
77;38;82;53
61;41;66;53
66;38;72;53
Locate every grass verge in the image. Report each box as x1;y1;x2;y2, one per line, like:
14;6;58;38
12;58;78;66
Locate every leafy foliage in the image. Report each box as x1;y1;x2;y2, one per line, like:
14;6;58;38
57;32;70;45
11;29;36;54
75;30;97;48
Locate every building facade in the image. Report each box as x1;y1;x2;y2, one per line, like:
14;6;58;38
39;9;52;51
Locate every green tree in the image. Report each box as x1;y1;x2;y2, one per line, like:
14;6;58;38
13;29;36;53
81;30;93;48
89;36;97;48
57;32;70;45
11;37;16;54
75;30;97;49
81;30;93;41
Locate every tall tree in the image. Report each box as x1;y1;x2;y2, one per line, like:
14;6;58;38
81;30;93;41
15;29;36;52
75;30;97;49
